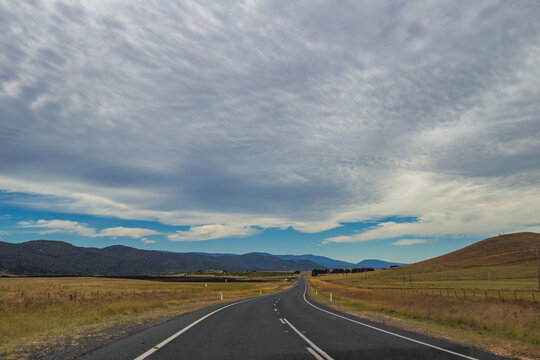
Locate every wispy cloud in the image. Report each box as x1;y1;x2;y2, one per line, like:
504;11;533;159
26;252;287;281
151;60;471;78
18;220;98;238
99;227;158;239
1;1;539;242
168;224;258;242
18;220;158;239
392;239;432;246
141;238;156;244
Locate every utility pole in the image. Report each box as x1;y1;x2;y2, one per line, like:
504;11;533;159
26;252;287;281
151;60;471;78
536;249;540;292
529;248;540;292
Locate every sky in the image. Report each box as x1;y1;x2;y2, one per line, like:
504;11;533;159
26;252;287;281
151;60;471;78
1;1;539;263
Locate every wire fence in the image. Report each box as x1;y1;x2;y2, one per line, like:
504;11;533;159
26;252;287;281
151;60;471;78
360;286;539;303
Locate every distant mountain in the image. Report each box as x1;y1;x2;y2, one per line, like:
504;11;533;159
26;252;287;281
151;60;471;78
275;254;356;269
0;240;322;276
190;252;237;257
356;259;405;269
171;251;403;269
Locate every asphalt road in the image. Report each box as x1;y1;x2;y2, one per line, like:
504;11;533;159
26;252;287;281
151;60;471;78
80;277;507;360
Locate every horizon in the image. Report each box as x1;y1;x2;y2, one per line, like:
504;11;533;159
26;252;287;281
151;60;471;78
1;1;540;264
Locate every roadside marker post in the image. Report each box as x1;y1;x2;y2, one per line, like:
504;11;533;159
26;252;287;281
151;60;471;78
220;292;223;301
330;292;332;302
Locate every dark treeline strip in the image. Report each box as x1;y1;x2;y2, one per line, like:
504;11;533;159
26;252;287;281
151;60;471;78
312;268;374;276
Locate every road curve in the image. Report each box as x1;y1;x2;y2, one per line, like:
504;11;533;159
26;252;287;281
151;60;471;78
80;277;507;360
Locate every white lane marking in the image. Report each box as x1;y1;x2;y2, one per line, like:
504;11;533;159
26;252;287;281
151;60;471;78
307;347;325;360
279;318;285;324
134;298;254;360
283;318;333;360
274;308;277;311
302;283;478;360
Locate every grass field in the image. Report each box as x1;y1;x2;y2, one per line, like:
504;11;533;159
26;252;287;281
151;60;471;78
308;233;540;359
0;276;290;357
319;261;539;301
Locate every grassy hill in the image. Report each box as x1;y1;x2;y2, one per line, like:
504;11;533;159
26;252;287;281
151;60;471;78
420;232;539;268
320;232;540;291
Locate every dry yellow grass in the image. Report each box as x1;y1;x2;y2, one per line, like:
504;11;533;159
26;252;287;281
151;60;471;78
0;277;289;356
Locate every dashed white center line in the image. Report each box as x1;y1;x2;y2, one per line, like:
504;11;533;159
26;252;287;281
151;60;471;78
283;318;333;360
306;347;325;360
279;318;285;324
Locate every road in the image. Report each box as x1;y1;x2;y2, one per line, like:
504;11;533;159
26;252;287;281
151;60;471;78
80;276;506;360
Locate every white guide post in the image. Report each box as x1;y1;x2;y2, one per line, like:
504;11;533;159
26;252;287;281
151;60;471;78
330;292;332;302
220;291;223;301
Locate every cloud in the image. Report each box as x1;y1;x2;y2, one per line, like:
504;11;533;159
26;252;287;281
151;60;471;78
18;220;158;239
392;239;432;246
1;1;540;241
141;238;156;244
168;224;259;242
99;227;159;239
18;219;98;238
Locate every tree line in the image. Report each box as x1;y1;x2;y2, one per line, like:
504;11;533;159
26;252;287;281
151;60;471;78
311;267;374;276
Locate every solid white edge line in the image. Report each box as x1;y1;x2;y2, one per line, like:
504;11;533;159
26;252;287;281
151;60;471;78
283;318;333;360
307;346;325;360
302;281;479;360
134;277;301;360
134;298;254;360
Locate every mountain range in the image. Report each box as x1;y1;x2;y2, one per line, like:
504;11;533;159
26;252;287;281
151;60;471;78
0;240;403;276
245;253;403;269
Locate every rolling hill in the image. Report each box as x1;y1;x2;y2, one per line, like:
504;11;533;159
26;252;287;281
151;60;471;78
391;232;540;283
417;232;540;268
323;232;540;290
0;240;322;276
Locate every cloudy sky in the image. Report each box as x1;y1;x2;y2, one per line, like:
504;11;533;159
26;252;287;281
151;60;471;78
1;1;539;263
